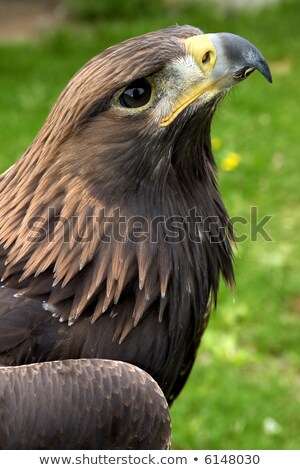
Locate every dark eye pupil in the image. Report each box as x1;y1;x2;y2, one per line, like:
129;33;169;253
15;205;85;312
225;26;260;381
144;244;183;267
119;78;152;108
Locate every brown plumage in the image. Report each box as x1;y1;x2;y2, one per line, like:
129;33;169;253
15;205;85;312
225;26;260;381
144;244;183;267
0;359;171;450
0;25;271;449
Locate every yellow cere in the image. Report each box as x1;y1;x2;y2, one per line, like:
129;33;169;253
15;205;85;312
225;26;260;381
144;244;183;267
183;35;217;73
160;35;217;127
221;152;241;171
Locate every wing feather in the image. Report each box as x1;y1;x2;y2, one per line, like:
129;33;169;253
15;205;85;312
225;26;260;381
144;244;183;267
0;359;171;450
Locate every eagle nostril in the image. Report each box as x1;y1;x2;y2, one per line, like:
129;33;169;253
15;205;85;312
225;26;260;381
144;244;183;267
202;51;212;65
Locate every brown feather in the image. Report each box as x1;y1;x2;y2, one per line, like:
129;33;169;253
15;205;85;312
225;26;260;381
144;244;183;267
0;359;171;449
0;25;236;407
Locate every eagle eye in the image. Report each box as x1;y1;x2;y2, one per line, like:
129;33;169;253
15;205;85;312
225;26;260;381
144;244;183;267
119;78;152;109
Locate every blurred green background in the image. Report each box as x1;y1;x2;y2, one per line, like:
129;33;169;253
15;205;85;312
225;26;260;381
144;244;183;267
0;0;299;449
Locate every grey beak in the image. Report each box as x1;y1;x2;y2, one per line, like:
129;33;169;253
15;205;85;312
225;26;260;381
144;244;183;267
208;32;272;86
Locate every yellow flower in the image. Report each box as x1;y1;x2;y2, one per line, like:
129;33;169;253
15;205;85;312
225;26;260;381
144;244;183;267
212;137;222;151
221;152;241;171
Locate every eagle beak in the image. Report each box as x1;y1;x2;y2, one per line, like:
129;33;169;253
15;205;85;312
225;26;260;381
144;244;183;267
205;32;272;85
160;32;272;127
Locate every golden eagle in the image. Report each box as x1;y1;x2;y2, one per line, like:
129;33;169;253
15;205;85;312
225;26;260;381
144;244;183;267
0;25;271;449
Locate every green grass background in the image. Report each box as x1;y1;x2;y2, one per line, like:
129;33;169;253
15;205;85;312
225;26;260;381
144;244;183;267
0;0;299;449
